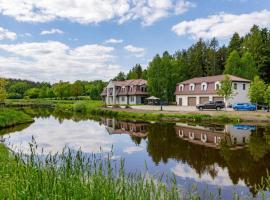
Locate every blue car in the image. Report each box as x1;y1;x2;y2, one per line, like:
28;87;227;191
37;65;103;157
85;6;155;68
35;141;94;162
232;103;256;111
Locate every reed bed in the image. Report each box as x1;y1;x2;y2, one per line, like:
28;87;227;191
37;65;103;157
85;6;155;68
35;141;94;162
0;144;182;200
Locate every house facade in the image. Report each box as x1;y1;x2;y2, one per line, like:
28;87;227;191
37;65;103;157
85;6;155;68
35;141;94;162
175;75;251;106
101;79;149;105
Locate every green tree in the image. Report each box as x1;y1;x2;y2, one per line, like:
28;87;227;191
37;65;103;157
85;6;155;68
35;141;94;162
113;72;126;81
71;81;84;98
217;75;233;108
224;50;242;77
240;51;258;80
264;85;270;111
248;76;266;105
53;81;71;99
8;82;29;97
0;79;7;103
228;32;243;54
127;64;143;79
25;88;40;99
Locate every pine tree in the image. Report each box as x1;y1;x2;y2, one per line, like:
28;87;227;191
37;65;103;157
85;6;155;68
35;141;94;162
228;33;242;54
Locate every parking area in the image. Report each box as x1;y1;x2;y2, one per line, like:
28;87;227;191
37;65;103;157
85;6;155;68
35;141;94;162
130;105;234;112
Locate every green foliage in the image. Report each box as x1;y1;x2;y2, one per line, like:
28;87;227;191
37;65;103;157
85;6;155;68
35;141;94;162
217;75;233;101
0;109;33;128
0;144;182;199
127;64;143;79
0;79;7;103
224;50;242;76
74;101;87;113
25;88;40;99
53;81;71;99
241;51;258;80
113;72;126;81
249;76;266;104
264;86;270;107
227;32;242;54
85;80;106;100
71;80;84;98
8;82;29;96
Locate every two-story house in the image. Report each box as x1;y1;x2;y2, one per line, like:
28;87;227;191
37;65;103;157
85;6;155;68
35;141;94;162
175;75;251;106
101;79;149;105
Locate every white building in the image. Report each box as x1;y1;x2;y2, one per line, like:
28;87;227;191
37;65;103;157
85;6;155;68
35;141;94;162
101;79;148;105
175;75;251;106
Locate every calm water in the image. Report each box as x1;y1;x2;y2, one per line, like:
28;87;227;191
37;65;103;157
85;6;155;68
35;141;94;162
1;108;270;199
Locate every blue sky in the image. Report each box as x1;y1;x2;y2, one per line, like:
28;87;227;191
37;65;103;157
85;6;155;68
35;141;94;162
0;0;269;82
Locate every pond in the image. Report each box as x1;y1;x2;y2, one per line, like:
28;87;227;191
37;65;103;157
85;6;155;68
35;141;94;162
1;108;270;199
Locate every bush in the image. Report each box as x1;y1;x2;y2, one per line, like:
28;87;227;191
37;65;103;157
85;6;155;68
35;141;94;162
7;93;22;99
74;102;87;113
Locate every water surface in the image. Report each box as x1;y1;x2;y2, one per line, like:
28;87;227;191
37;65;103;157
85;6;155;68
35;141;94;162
1;108;270;199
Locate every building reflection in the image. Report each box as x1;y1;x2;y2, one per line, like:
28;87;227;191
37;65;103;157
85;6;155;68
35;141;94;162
101;118;148;138
174;123;254;149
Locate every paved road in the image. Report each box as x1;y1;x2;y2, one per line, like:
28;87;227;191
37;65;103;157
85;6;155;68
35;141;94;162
130;105;234;112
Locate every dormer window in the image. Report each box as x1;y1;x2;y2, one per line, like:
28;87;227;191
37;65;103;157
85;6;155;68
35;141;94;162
215;81;220;90
201;82;207;91
189;83;195;91
179;84;184;91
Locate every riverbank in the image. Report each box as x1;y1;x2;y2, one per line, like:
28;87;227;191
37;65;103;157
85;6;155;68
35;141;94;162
0;109;34;129
4;99;270;123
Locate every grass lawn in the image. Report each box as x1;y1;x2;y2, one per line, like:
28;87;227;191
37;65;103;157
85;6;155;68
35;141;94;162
0;109;34;128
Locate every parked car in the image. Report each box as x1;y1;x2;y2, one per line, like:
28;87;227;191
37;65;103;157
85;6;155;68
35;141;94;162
232;103;256;111
196;101;225;111
256;104;269;111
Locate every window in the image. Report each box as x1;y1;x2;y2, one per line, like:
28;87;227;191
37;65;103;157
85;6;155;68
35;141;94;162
215;81;220;90
234;83;237;90
131;96;134;102
201;82;207;91
121;96;125;101
243;84;246;90
179;84;184;91
189;84;195;91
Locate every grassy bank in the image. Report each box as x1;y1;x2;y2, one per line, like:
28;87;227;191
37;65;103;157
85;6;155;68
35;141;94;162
3;99;260;123
0;144;184;199
0;109;34;129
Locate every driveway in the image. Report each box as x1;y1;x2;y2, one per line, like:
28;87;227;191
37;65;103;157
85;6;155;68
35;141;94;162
130;105;234;112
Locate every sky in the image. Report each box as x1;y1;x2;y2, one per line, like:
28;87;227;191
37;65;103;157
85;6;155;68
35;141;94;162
0;0;269;83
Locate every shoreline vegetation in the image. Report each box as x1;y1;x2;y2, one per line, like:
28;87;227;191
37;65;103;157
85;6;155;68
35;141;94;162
0;143;263;200
3;99;270;123
0;144;183;199
0;109;34;129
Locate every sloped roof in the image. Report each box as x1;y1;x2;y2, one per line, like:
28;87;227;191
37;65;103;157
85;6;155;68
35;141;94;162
178;75;251;85
111;79;147;87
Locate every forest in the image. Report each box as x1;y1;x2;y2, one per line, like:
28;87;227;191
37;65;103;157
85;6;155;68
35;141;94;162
114;25;270;102
1;25;269;102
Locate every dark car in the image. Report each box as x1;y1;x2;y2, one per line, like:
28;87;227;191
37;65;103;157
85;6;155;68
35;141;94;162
196;101;225;111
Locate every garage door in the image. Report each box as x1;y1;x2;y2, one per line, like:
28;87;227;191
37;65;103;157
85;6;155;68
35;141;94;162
188;97;196;106
199;97;209;104
213;97;224;102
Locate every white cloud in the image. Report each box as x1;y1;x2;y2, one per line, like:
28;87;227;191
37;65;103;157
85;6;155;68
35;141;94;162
172;10;270;39
0;0;195;26
124;44;145;57
104;38;123;44
0;26;16;40
41;28;64;35
0;41;123;82
123;146;144;154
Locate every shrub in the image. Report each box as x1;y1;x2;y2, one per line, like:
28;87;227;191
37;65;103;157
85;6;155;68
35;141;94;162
74;102;87;113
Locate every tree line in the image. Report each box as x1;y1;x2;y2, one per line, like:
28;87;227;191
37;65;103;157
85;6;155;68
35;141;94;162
114;25;270;102
0;78;106;101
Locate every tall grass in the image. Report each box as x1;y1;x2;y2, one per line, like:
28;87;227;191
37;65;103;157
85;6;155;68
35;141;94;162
0;143;182;199
0;109;34;128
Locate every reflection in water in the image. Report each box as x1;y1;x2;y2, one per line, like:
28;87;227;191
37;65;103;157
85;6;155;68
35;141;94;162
1;108;270;197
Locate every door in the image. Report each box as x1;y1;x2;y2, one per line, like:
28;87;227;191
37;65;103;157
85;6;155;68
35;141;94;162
199;97;209;104
188;97;196;106
178;98;182;106
213;97;223;102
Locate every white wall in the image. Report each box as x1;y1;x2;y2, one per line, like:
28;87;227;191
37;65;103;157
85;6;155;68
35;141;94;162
227;82;250;105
